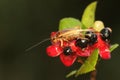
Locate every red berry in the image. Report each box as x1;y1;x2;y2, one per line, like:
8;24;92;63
69;40;78;52
93;33;111;59
99;45;111;59
76;46;91;57
46;45;63;57
70;40;91;57
60;53;77;67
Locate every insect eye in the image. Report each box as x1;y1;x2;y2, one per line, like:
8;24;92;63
63;46;73;55
75;39;88;49
100;27;112;41
85;31;97;45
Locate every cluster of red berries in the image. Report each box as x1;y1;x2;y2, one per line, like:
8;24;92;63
46;27;112;67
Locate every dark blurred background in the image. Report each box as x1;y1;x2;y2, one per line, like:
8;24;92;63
0;0;120;80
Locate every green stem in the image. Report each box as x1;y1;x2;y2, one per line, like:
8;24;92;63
79;70;97;80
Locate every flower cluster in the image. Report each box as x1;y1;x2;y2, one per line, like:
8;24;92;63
46;27;112;67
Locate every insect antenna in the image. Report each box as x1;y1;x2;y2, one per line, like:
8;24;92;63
25;38;50;52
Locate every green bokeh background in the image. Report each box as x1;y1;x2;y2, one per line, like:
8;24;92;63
0;0;120;80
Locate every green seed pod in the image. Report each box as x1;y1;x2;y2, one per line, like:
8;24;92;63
93;20;105;32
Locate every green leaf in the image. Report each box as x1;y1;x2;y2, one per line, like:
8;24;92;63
59;17;83;30
81;1;97;28
75;49;99;77
110;44;119;52
66;70;77;78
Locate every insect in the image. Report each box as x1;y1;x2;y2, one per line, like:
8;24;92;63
26;27;108;52
51;28;96;46
25;38;50;51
